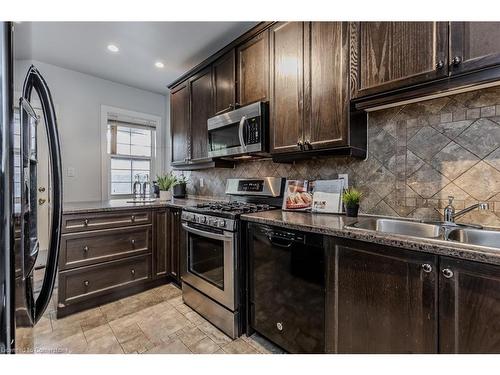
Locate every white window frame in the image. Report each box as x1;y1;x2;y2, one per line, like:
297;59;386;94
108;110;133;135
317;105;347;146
100;105;162;200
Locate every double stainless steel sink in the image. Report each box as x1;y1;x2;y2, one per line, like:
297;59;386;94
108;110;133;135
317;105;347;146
348;218;500;249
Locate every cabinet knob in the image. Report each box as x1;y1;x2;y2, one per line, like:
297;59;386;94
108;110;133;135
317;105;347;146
436;60;445;69
131;215;136;222
83;218;89;226
276;322;283;331
83;280;89;287
83;245;89;253
131;269;136;276
422;263;432;273
442;268;454;279
452;56;462;66
131;239;136;245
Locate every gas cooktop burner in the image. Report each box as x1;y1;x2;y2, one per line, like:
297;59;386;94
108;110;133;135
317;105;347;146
183;200;275;219
195;201;271;213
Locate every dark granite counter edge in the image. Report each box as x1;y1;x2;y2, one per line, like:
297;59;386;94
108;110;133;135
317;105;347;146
241;213;500;267
62;197;216;215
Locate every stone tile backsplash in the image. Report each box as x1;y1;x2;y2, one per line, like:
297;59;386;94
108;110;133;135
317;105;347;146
175;86;500;228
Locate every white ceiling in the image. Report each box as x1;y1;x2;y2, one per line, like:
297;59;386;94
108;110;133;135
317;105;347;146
14;22;257;95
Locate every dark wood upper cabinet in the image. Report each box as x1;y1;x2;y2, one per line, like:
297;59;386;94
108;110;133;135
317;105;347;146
189;67;214;162
269;22;304;154
351;22;448;98
304;22;349;150
332;238;438;354
450;22;500;75
237;29;270;106
170;82;190;165
270;22;364;157
439;257;500;353
213;49;236;114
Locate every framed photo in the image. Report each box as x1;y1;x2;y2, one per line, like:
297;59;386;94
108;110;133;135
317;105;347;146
282;180;313;211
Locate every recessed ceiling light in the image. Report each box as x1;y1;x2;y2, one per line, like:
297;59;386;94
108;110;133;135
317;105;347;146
155;61;165;69
107;44;119;53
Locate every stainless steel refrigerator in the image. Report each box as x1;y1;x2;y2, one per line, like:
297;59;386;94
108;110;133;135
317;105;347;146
1;22;63;353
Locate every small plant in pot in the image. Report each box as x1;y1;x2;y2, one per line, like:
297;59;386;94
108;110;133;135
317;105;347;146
173;174;188;198
342;188;362;217
156;173;177;201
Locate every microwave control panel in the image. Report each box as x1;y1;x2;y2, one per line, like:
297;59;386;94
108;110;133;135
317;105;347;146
246;117;260;145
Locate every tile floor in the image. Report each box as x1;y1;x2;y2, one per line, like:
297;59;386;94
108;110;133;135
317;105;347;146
34;282;283;354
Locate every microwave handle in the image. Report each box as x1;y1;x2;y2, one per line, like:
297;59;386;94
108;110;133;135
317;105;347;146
238;115;247;150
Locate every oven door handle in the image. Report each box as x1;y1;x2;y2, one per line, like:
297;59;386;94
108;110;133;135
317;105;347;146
182;223;233;241
238;115;247;151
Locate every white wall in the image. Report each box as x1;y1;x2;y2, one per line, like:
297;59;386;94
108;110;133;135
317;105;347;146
14;59;169;203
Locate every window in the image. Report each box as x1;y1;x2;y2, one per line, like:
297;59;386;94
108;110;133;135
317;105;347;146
107;120;156;196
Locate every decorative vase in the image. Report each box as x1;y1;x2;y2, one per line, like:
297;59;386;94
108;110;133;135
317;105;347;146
173;183;187;198
345;204;359;217
159;190;172;201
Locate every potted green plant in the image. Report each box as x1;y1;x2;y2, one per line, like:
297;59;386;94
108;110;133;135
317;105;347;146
173;174;188;198
156;173;177;201
342;188;362;217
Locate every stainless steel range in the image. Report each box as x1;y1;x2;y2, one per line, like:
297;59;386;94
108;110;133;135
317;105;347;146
180;177;285;339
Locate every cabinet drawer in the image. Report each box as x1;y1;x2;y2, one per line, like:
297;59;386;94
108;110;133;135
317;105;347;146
59;225;152;270
62;210;151;233
59;254;151;306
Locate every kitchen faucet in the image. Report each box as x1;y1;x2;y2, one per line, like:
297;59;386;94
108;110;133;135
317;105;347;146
443;196;489;223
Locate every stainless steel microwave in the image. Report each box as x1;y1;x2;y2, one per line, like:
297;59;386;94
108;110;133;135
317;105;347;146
207;101;268;159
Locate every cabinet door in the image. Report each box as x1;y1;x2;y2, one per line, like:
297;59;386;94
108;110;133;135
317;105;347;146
450;22;500;75
213;50;236;114
439;257;500;353
304;22;348;150
189;67;213;162
153;209;169;278
168;209;181;283
237;30;269;106
333;238;438;353
170;82;190;165
351;22;448;98
269;22;304;154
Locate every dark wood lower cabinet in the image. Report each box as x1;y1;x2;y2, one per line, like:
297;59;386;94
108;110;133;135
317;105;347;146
168;208;181;284
439;257;500;353
57;207;183;317
331;238;438;354
153;209;169;278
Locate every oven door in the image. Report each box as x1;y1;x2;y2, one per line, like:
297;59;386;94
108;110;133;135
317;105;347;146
181;223;236;310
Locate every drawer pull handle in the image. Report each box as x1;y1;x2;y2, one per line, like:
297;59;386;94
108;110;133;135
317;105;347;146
276;322;283;331
442;268;454;279
83;280;89;287
131;215;136;222
83;218;89;226
83;246;89;253
131;269;136;276
422;264;432;273
131;239;136;245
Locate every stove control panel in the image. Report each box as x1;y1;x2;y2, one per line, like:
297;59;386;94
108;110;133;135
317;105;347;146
181;211;236;231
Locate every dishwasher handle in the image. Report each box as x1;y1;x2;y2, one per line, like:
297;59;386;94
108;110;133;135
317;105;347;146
264;228;304;248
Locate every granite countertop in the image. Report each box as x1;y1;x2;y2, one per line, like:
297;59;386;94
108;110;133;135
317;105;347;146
241;210;500;266
63;197;218;214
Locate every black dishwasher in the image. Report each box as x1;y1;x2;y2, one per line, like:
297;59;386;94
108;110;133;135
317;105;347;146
248;223;325;353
